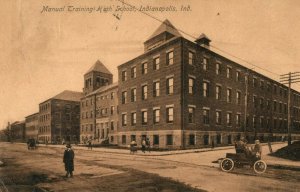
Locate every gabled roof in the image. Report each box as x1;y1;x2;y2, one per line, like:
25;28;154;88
196;33;211;41
86;82;118;97
145;19;182;42
85;60;112;75
52;90;83;102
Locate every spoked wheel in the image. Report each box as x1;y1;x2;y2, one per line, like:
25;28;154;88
220;158;234;172
253;160;267;174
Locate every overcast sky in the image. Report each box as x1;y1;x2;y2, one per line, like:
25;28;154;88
0;0;300;129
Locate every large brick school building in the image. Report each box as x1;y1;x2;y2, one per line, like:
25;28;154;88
116;20;300;149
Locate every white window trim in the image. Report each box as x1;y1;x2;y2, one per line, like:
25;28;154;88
166;48;174;53
188;74;196;79
166;104;174;108
152;54;160;59
166;74;174;79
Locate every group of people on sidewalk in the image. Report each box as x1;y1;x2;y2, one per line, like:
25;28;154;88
130;137;151;154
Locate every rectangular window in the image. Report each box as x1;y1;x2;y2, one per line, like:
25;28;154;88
203;58;208;71
236;114;241;126
166;107;174;123
142;85;148;100
111;92;114;99
253;116;257;129
203;109;210;124
216;85;221;100
122;114;127;126
121;70;127;81
188;51;194;65
273;100;277;112
111;106;115;115
153;109;160;124
142;62;148;74
153;135;159;145
227;113;232;126
122;135;126;144
188;107;195;123
253;78;258;87
122;91;127;104
131;66;136;78
153;57;160;70
236;71;241;81
111;121;114;130
142;111;148;124
267;99;271;110
131;88;136;102
216;111;221;125
216;63;220;75
166;51;174;65
203;82;209;97
226;67;232;78
260;98;264;109
189;134;195;145
253;96;258;108
189;78;195;94
227;88;232;103
260;117;264;128
273;85;277;94
236;91;241;104
131;112;136;126
153;81;160;97
166;135;173;145
260;81;264;90
166;78;174;95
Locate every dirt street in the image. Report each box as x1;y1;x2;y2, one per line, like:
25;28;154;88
0;143;299;192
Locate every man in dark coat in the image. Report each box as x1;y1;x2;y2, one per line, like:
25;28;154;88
63;144;75;177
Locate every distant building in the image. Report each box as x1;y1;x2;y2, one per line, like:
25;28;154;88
10;121;26;142
38;90;82;144
80;60;118;144
25;112;39;141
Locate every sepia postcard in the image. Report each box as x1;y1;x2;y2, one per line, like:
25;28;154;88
0;0;299;191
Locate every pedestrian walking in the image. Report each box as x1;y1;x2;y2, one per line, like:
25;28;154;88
63;144;75;178
211;140;215;149
141;139;146;153
88;140;92;150
146;137;151;152
130;140;137;154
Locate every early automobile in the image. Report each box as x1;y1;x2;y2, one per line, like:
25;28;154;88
220;146;267;174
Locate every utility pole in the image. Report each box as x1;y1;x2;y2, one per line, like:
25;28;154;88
280;72;300;146
244;74;248;137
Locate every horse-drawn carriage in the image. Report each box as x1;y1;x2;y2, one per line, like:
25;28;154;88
220;151;267;174
27;138;37;150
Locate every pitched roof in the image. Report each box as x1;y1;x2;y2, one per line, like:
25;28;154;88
196;33;211;41
146;19;182;42
86;82;118;97
85;60;112;75
52;90;83;102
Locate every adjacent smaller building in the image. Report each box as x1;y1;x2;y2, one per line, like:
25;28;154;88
25;112;39;141
80;60;118;144
38;90;83;144
10;121;26;142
